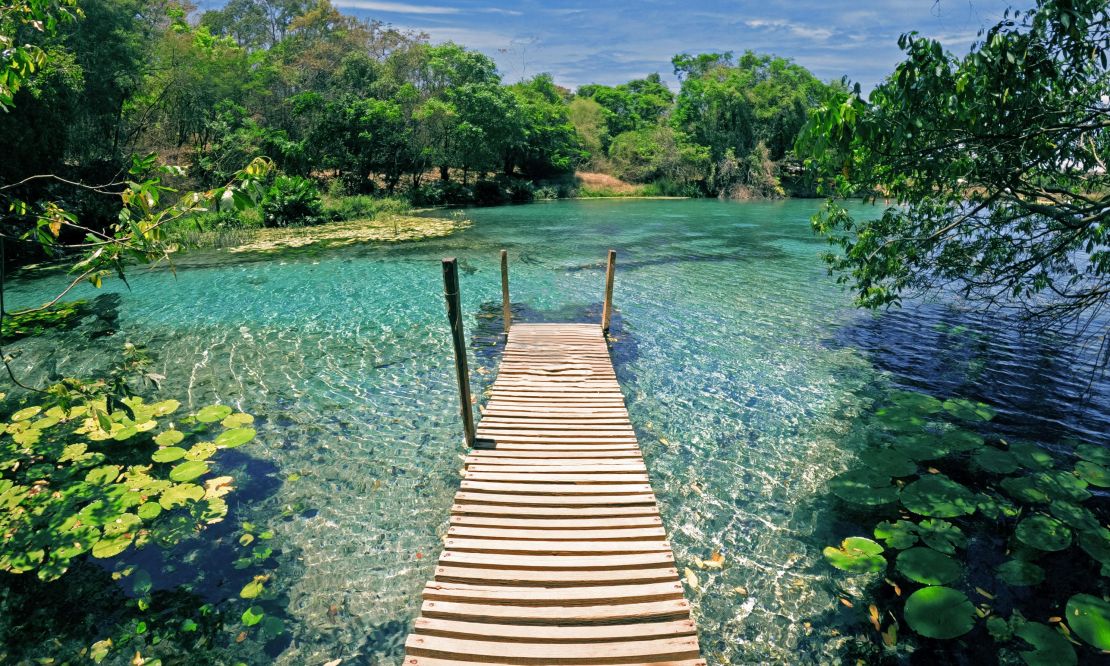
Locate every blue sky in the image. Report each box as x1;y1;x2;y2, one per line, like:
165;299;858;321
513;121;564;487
196;1;1028;90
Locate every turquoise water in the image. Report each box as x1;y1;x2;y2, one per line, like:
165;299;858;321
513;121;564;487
3;199;1109;664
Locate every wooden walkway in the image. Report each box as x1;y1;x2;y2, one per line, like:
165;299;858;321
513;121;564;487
404;323;704;666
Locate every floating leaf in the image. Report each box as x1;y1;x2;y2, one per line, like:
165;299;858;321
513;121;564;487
861;448;917;477
151;400;181;416
890;433;950;460
684;567;699;590
240;576;267;599
85;465;122;486
1015;621;1077;666
169;460;209;483
996;559;1045;586
823;537;885;573
1033;471;1091;502
132;569;152;596
1080;528;1110;567
1075;461;1110;487
242;605;264;627
889;390;943;413
900;475;976;517
903;586;976;639
976;493;1020;519
829;470;899;506
137;502;162;520
1001;476;1050;504
942;398;995;421
874;520;918;549
974;447;1019;474
941;429;985;452
896;547;963;585
1050;502;1100;531
222;413;254;428
91;533;133;559
1076;443;1110;466
153;430;184;447
1065;594;1110;650
216;427;255;449
1015;515;1072;552
196;404;233;423
185;442;217;461
151;447;186;463
917;519;967;554
1010;441;1055;470
159;483;204;509
11;406;42;421
260;616;284;638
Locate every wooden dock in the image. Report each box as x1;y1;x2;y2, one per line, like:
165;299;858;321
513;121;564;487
403;322;704;666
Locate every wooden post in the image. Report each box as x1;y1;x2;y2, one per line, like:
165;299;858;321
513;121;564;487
500;249;511;334
442;258;476;447
601;249;616;333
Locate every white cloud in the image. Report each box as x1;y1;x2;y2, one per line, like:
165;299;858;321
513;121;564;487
744;18;834;42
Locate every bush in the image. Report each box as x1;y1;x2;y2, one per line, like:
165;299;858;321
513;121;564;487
323;195;410;221
260;175;325;227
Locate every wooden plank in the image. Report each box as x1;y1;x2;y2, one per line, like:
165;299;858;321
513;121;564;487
446;526;666;541
464;464;648;473
450;504;661;518
453;492;657;506
411;617;697;642
459;481;654;495
405;635;700;664
434;551;675;570
405;657;706;666
420;598;692;624
449;515;663;529
422;581;683;605
432;565;679;587
441;539;671;555
463;472;651;484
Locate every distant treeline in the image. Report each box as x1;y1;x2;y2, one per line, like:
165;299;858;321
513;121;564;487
1;0;842;225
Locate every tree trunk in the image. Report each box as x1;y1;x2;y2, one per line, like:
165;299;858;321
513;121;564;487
440;164;449;182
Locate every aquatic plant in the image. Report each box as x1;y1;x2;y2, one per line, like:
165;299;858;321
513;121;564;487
823;388;1110;661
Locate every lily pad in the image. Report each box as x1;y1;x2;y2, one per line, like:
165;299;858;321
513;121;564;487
823;537;886;573
85;465;122;486
896;547;963;585
889;390;943;413
941;429;985;452
942;398;995;421
974;447;1019;474
240;577;266;599
900;475;976;518
873;405;931;432
159;483;204;509
976;493;1021;519
10;405;42;421
91;533;133;559
996;559;1045;586
1075;461;1110;487
1065;593;1110;650
260;616;284;638
828;470;899;506
242;605;265;627
215;427;256;449
185;442;217;461
1001;476;1050;503
196;404;233;423
1049;501;1101;531
151;447;186;463
222;412;255;428
1015;514;1072;552
137;502;162;520
890;433;950;461
1076;444;1110;467
1033;471;1091;502
903;586;976;639
151;399;181;416
874;520;918;549
1010;441;1055;470
169;460;209;483
153;430;184;447
917;519;967;554
1015;622;1077;666
861;448;917;477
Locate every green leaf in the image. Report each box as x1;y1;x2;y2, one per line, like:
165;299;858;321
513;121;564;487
903;586;976;639
874;520;918;549
1033;471;1090;502
152;447;186;463
917;519;966;554
240;577;266;599
242;605;265;627
169;460;209;483
1075;461;1110;487
215;427;255;449
1010;441;1054;470
942;398;995;421
159;483;204;509
889;390;943;413
1066;594;1110;650
196;404;233;423
1015;514;1072;552
154;430;184;447
185;441;217;461
895;547;963;585
974;447;1018;474
889;433;950;460
1001;476;1050;503
11;405;42;421
828;470;899;506
137;502;162;520
822;537;885;573
1015;622;1077;666
860;448;917;477
90;533;133;559
132;569;152;596
996;559;1045;586
940;429;984;452
1049;502;1100;531
260;616;284;638
900;475;976;518
1075;444;1110;467
85;465;122;486
221;413;254;428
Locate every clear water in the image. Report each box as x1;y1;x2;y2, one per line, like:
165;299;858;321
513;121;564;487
3;199;1109;664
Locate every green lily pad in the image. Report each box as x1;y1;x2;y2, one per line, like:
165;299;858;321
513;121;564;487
260;616;284;638
222;412;255;428
861;448;917;477
896;547;963;585
242;605;265;627
942;398;996;421
1079;528;1110;567
828;470;899;506
185;442;217;461
903;586;976;639
823;537;886;573
890;433;950;460
151;399;181;416
1075;461;1110;487
90;533;133;559
1049;502;1101;531
159;483;204;509
132;569;152;596
1033;471;1091;503
889;390;943;413
103;512;141;537
154;430;184;447
996;559;1045;586
240;577;266;599
874;520;918;549
215;427;256;449
85;465;122;486
941;429;985;452
10;405;42;421
169;460;209;483
1015;622;1077;666
1001;476;1050;503
1076;444;1110;467
873;405;931;432
974;447;1019;474
917;519;967;554
1010;441;1055;470
137;502;162;520
976;493;1021;519
151;447;186;463
1066;593;1110;650
1015;515;1072;552
901;475;976;518
196;404;233;423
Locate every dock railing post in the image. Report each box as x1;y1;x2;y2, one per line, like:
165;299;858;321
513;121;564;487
500;249;511;334
601;249;616;334
442;258;476;447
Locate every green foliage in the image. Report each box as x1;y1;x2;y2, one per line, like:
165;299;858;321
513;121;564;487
797;1;1110;332
0;393;254;581
822;536;885;573
260;175;325;227
903;586;976;639
322;195;410;221
0;300;87;341
607;126;709;186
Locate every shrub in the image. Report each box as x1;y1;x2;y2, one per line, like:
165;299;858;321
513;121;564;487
323;195;411;221
260;175;324;227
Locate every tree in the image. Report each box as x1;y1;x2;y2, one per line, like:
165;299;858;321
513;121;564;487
607;126;709;186
577;73;673;150
797;0;1109;344
568;97;608;168
508;74;583;178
